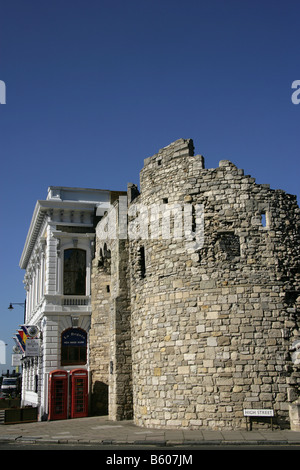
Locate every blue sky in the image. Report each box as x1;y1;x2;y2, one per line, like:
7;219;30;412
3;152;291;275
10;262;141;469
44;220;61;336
0;0;299;372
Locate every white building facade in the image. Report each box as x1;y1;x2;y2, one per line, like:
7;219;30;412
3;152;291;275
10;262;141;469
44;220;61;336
19;186;124;420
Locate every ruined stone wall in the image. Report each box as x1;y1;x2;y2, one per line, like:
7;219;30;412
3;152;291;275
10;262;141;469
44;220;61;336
89;254;110;415
90;138;300;430
129;139;300;430
108;235;133;421
90;201;133;420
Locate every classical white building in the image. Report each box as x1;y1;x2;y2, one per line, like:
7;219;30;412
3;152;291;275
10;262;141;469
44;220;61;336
19;186;124;420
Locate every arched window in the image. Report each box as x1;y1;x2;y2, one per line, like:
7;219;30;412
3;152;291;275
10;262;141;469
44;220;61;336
63;249;86;295
61;328;87;366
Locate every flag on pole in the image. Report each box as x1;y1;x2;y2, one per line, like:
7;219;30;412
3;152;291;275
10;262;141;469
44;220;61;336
17;327;28;346
13;336;24;354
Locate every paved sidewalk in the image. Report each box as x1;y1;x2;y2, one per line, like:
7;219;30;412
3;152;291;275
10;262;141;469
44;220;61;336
0;416;300;446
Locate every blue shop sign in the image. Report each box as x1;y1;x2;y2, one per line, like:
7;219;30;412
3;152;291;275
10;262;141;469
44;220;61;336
62;328;87;346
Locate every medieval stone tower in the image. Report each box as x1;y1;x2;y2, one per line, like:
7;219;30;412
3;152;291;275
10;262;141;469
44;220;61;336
89;139;300;430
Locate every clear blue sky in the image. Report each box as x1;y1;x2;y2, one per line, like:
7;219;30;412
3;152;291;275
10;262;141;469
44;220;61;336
0;0;299;372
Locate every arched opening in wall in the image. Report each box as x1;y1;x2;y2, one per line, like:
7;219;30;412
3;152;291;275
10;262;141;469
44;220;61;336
61;328;87;366
98;244;111;273
91;380;108;416
63;248;86;295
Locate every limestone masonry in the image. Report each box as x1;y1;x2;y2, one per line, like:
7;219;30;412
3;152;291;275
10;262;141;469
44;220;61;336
89;138;300;430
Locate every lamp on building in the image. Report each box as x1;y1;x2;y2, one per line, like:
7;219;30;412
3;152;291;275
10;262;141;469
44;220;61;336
8;302;26;322
8;303;25;310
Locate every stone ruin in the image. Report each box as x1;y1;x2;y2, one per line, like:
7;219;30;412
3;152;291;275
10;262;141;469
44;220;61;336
89;138;300;430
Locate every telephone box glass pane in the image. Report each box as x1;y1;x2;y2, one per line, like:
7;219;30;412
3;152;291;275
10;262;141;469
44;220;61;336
55;380;65;415
75;379;84;412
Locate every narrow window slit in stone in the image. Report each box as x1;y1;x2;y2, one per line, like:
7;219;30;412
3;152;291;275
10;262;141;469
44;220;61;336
139;246;146;278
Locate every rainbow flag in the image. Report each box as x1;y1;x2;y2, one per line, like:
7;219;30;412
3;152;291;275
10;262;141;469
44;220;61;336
13;335;25;353
20;325;29;340
17;328;28;346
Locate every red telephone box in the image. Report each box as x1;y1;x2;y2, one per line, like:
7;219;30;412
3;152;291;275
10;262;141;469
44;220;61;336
70;369;88;418
48;370;68;421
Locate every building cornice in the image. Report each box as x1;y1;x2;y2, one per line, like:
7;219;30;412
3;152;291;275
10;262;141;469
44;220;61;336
19;186;125;270
19;200;100;270
19;201;46;270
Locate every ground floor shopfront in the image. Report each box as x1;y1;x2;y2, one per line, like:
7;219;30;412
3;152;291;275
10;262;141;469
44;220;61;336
21;312;91;421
